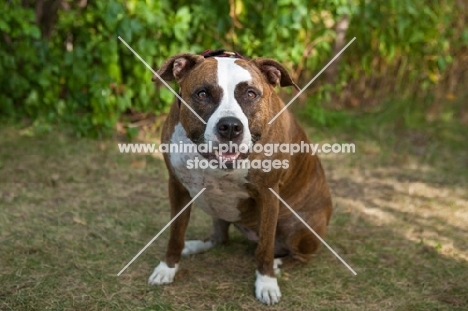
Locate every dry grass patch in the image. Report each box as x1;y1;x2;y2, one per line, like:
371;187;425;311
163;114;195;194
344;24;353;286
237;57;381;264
0;124;467;310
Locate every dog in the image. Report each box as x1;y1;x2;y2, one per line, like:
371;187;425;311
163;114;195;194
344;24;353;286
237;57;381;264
148;49;333;305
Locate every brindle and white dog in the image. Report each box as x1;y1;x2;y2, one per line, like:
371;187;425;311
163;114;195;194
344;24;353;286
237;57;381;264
148;50;332;305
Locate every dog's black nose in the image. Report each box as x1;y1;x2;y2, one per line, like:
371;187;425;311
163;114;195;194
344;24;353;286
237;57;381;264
216;117;243;140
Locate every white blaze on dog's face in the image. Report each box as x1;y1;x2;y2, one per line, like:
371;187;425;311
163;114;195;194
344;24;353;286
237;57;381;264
203;57;253;149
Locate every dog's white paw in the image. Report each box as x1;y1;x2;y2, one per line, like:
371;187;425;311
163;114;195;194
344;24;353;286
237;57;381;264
273;258;283;275
148;261;179;285
181;240;214;256
255;270;282;305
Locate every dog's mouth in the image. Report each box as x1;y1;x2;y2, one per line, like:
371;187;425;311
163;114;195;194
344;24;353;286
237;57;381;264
199;149;250;169
216;150;250;162
200;150;250;161
191;135;260;169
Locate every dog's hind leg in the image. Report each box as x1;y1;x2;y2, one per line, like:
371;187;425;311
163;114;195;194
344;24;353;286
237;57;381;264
272;232;319;275
274;219;328;274
182;217;230;256
210;217;231;244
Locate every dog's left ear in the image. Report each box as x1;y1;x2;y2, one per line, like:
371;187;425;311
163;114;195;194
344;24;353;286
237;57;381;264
153;53;204;83
252;58;300;91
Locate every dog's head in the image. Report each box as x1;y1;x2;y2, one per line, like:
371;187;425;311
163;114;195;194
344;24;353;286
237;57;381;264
155;51;298;163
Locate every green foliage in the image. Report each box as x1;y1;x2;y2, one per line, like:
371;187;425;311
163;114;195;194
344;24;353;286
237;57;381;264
0;0;195;137
0;0;465;136
348;0;455;86
0;2;47;118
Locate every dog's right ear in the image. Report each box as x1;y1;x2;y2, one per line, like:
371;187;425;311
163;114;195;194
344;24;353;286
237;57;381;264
252;58;300;91
153;53;204;82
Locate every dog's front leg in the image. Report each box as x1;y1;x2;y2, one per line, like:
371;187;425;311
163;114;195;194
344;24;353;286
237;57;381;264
254;186;281;305
148;177;192;285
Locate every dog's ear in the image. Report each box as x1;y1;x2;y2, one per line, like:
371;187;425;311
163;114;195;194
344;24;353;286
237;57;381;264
252;58;300;91
153;53;204;82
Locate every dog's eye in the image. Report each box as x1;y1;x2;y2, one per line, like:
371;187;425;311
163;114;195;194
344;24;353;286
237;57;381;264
197;90;208;99
247;91;257;99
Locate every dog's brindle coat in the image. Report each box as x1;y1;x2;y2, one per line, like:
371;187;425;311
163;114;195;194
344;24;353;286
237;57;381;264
148;52;333;305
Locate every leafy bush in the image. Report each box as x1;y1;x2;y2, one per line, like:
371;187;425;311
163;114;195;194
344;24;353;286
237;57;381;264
0;0;466;136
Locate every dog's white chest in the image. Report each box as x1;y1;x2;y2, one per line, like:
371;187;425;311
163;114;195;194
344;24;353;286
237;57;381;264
169;123;249;222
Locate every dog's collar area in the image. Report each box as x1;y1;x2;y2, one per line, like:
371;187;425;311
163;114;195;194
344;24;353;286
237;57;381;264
201;49;248;60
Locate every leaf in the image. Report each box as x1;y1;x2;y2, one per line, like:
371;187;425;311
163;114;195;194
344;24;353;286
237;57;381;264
437;56;447;72
0;19;10;32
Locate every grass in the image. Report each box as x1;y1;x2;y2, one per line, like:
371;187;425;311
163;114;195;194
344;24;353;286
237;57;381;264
1;108;468;310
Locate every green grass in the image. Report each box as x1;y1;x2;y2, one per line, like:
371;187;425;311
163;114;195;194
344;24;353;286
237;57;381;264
1;111;467;310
